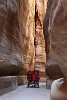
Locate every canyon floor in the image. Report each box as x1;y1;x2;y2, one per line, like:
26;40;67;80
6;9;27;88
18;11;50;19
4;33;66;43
0;83;50;100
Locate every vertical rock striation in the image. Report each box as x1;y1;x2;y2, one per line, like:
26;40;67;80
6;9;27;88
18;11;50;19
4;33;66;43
19;0;35;72
46;0;67;99
49;0;67;79
0;0;35;75
0;0;23;75
43;0;64;79
35;0;46;71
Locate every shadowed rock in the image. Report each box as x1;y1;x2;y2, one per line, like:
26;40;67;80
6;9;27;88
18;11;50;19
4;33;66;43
48;0;67;79
46;0;67;99
0;0;23;75
43;0;64;79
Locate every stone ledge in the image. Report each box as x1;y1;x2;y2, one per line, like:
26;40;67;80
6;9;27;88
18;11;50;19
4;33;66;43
0;76;28;95
0;75;48;95
46;78;54;89
17;76;27;86
0;76;18;95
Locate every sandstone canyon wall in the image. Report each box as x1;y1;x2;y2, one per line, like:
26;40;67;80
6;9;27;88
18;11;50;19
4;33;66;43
0;0;23;75
0;0;35;76
44;1;67;99
35;0;47;71
48;0;67;79
19;0;35;73
43;0;64;79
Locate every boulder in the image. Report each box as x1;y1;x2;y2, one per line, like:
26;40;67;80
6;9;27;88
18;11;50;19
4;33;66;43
50;78;67;100
45;57;64;79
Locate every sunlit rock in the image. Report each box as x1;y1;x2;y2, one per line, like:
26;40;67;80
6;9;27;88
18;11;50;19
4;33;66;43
35;0;46;71
19;0;35;71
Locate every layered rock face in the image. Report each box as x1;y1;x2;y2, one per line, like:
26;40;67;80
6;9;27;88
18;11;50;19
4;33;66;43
48;0;67;79
0;0;35;75
19;0;35;72
43;0;64;79
0;0;23;75
35;0;47;71
46;0;67;99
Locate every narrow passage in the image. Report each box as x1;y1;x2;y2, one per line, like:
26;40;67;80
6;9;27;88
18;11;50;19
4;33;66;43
0;83;50;100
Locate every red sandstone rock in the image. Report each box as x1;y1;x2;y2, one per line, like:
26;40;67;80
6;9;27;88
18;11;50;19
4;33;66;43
0;0;23;75
48;0;67;99
0;0;35;75
19;0;35;70
43;0;64;79
35;0;46;71
49;0;67;79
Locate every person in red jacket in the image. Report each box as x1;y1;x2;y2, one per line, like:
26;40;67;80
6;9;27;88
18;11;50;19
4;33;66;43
32;70;35;81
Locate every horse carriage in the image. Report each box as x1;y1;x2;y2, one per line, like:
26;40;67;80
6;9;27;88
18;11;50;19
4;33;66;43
27;70;40;88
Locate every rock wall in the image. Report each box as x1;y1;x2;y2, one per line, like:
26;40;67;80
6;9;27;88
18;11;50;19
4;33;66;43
0;0;23;75
0;0;35;75
43;0;64;79
19;0;35;72
44;0;67;99
48;0;67;79
35;0;47;71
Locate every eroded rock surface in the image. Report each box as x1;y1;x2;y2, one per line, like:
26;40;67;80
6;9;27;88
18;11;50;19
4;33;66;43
19;0;35;71
48;0;67;79
46;0;67;99
43;0;64;79
35;0;46;71
0;0;23;75
45;58;64;79
0;76;18;95
0;0;35;75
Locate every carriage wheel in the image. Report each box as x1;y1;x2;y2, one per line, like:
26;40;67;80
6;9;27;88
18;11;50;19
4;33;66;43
27;82;30;87
37;82;39;88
